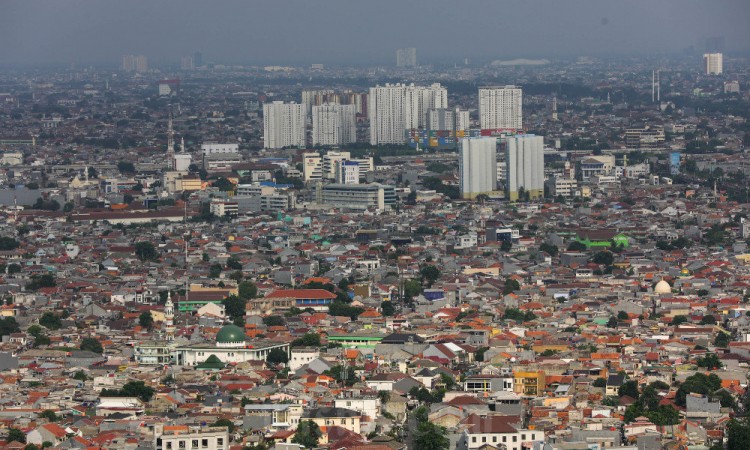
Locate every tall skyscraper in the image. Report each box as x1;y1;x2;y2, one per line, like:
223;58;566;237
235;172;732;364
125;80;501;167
368;83;447;145
459;137;497;200
479;86;523;132
193;52;203;67
263;101;306;149
368;84;406;145
312;104;356;146
396;48;417;67
180;55;195;70
403;83;448;130
302;89;336;116
122;55;148;73
704;53;723;75
505;135;544;201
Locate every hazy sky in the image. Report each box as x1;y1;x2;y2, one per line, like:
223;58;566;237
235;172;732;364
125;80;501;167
1;0;749;66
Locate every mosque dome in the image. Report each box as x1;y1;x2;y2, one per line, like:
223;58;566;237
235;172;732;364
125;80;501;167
654;279;671;294
216;324;246;348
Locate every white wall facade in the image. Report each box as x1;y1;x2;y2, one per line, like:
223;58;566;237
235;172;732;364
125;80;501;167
263;101;306;149
459;137;497;199
479;86;523;131
505;135;544;201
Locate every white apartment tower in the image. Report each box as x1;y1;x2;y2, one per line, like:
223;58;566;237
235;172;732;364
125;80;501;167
369;83;447;145
479;86;523;131
263;101;306;149
122;55;148;73
403;83;448;130
302;89;336;116
429;108;470;132
459;137;498;200
312;104;356;146
369;84;407;145
396;48;417;67
505;134;544;201
704;53;723;75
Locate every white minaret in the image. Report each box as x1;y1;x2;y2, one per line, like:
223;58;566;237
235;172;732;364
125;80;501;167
552;96;558;121
165;291;175;341
180;136;185;153
167;113;175;170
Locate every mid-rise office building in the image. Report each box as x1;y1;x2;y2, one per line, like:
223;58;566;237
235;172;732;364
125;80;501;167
396;47;417;67
505;134;544;201
459;137;498;200
704;53;723;75
263;101;306;149
336;160;360;185
312;104;356;146
479;86;523;132
154;424;229;450
320;183;396;210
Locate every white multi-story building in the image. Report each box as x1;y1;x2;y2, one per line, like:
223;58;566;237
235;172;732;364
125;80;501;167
122;54;148;73
403;83;447;130
479;86;523;131
201;143;239;155
505;134;544;201
396;47;417;67
154;425;229;450
336;160;360;185
429;108;470;132
704;53;723;75
312;104;356;146
369;84;407;145
459;137;497;200
263;101;306;149
369;83;447;145
302;89;336;116
303;153;323;182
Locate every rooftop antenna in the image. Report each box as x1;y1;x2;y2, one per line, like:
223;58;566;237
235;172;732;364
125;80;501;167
552;96;558;121
167;109;175;170
651;70;655;103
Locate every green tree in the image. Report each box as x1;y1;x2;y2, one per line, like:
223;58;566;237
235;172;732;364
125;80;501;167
209;263;222;278
39;312;62;330
592;251;614;266
700;315;717;325
26;274;57;291
617;310;629;320
413;421;450;450
567;241;587;251
138;312;154;330
101;380;155;402
675;372;722;406
134;241;159;261
403;279;423;299
420;265;441;287
619;380;640;399
212;177;234;192
262;316;284;327
27;324;43;338
539;243;559;257
0;317;20;338
117;161;135;174
381;301;395;316
593;378;607;388
326;365;356;386
291;332;321;347
672;315;688;326
7;428;25;443
696;353;722;370
715;332;731;347
238;281;257;299
212;418;236;434
79;337;103;354
292;420;322;448
38;410;58;422
266;348;289;365
226;256;242;270
222;295;245;327
727;418;750;450
72;371;89;381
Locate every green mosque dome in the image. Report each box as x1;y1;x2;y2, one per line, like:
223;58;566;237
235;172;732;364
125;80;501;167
216;324;245;345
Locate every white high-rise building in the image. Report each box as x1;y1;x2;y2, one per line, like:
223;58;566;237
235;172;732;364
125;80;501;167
369;84;407;145
302;89;336;116
122;55;148;73
369;83;448;145
704;53;723;75
429;108;470;132
404;83;448;130
396;48;417;67
263;101;306;149
312;104;356;146
505;135;544;201
459;137;497;200
479;86;523;131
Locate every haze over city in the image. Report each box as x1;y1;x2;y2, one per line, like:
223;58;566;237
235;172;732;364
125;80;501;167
1;0;750;66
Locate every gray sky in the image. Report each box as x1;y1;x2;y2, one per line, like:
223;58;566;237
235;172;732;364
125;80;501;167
1;0;749;66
